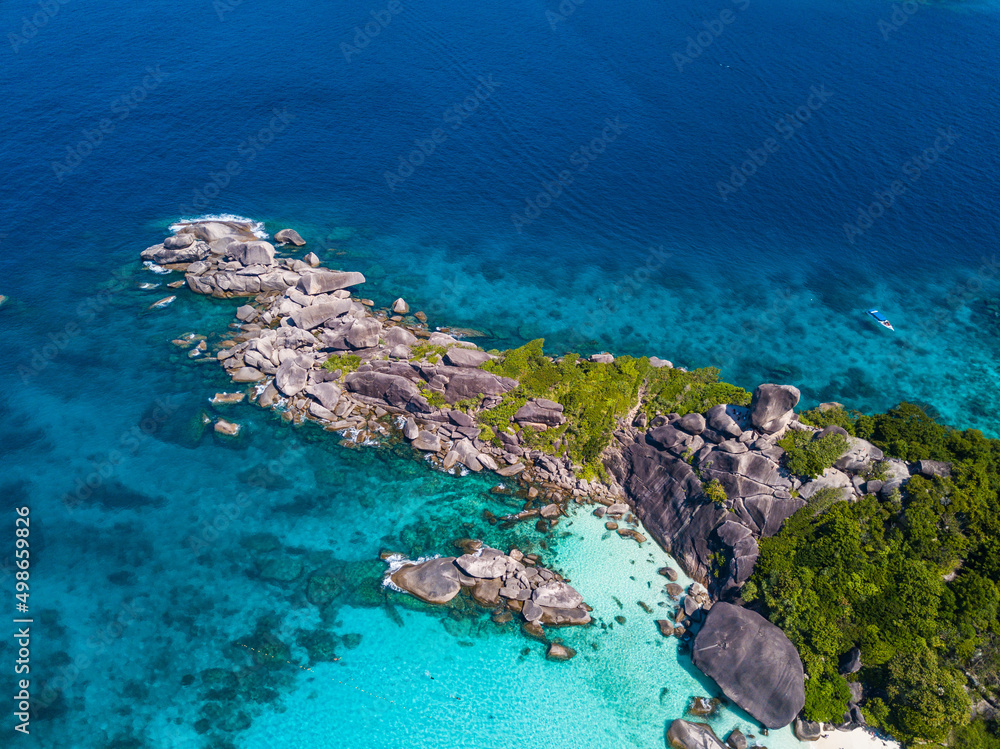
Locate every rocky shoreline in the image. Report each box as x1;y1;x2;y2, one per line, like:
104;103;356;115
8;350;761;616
140;218;934;744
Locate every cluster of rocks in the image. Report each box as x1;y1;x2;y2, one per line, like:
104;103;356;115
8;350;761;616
141;220;618;515
606;383;938;599
667;720;750;749
386;543;589;659
654;578;711;641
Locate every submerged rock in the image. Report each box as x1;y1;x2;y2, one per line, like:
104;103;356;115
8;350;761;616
546;642;576;661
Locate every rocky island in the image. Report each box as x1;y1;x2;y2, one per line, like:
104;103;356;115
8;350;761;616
140;218;996;748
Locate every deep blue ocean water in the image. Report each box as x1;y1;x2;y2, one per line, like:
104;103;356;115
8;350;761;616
1;0;998;746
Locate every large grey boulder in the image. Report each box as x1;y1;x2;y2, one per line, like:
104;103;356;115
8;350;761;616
794;717;822;741
228;241;276;266
443;370;518;404
706;404;743;439
665;720;727;749
514;399;565;428
750;384;800;434
344;371;431;413
384;326;417;347
444;348;492;368
346;318;382;349
798;469;851;501
304;382;341;411
275;358;308;397
274;228;306;246
163;233;195;249
691;602;805;728
676;412;706;435
291;299;351;330
390;557;462;604
915;459;952;478
140;242;210;265
186;221;243;242
531;581;583;609
297;270;366;295
454;549;509;579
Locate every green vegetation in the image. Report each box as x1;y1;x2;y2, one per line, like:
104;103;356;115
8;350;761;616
704;479;727;506
409;342;449;364
418;386;446;409
798;405;859;435
480;339;751;479
322;354;362;374
745;403;1000;746
778;429;849;479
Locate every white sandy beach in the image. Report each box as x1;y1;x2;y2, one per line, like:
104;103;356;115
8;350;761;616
811;727;900;749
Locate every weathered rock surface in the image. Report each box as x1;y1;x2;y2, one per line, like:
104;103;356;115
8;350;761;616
514;398;565;428
455;549;509;579
444;347;491;368
532;581;583;609
390;557;462;604
666;720;727;749
750;383;800;434
344;372;430;413
297;270;366;295
274;228;306;246
793;716;822;741
692;603;805;728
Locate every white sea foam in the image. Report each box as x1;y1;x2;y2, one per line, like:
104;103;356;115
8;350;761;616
169;214;268;239
142;261;170;275
380;553;441;591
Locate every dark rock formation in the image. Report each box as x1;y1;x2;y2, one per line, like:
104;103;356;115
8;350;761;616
691;603;805;728
344;371;431;413
750;383;800;434
839;646;862;674
794;716;822;741
914;459;952;478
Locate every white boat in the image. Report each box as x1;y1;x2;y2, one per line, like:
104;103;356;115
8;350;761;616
867;309;894;330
